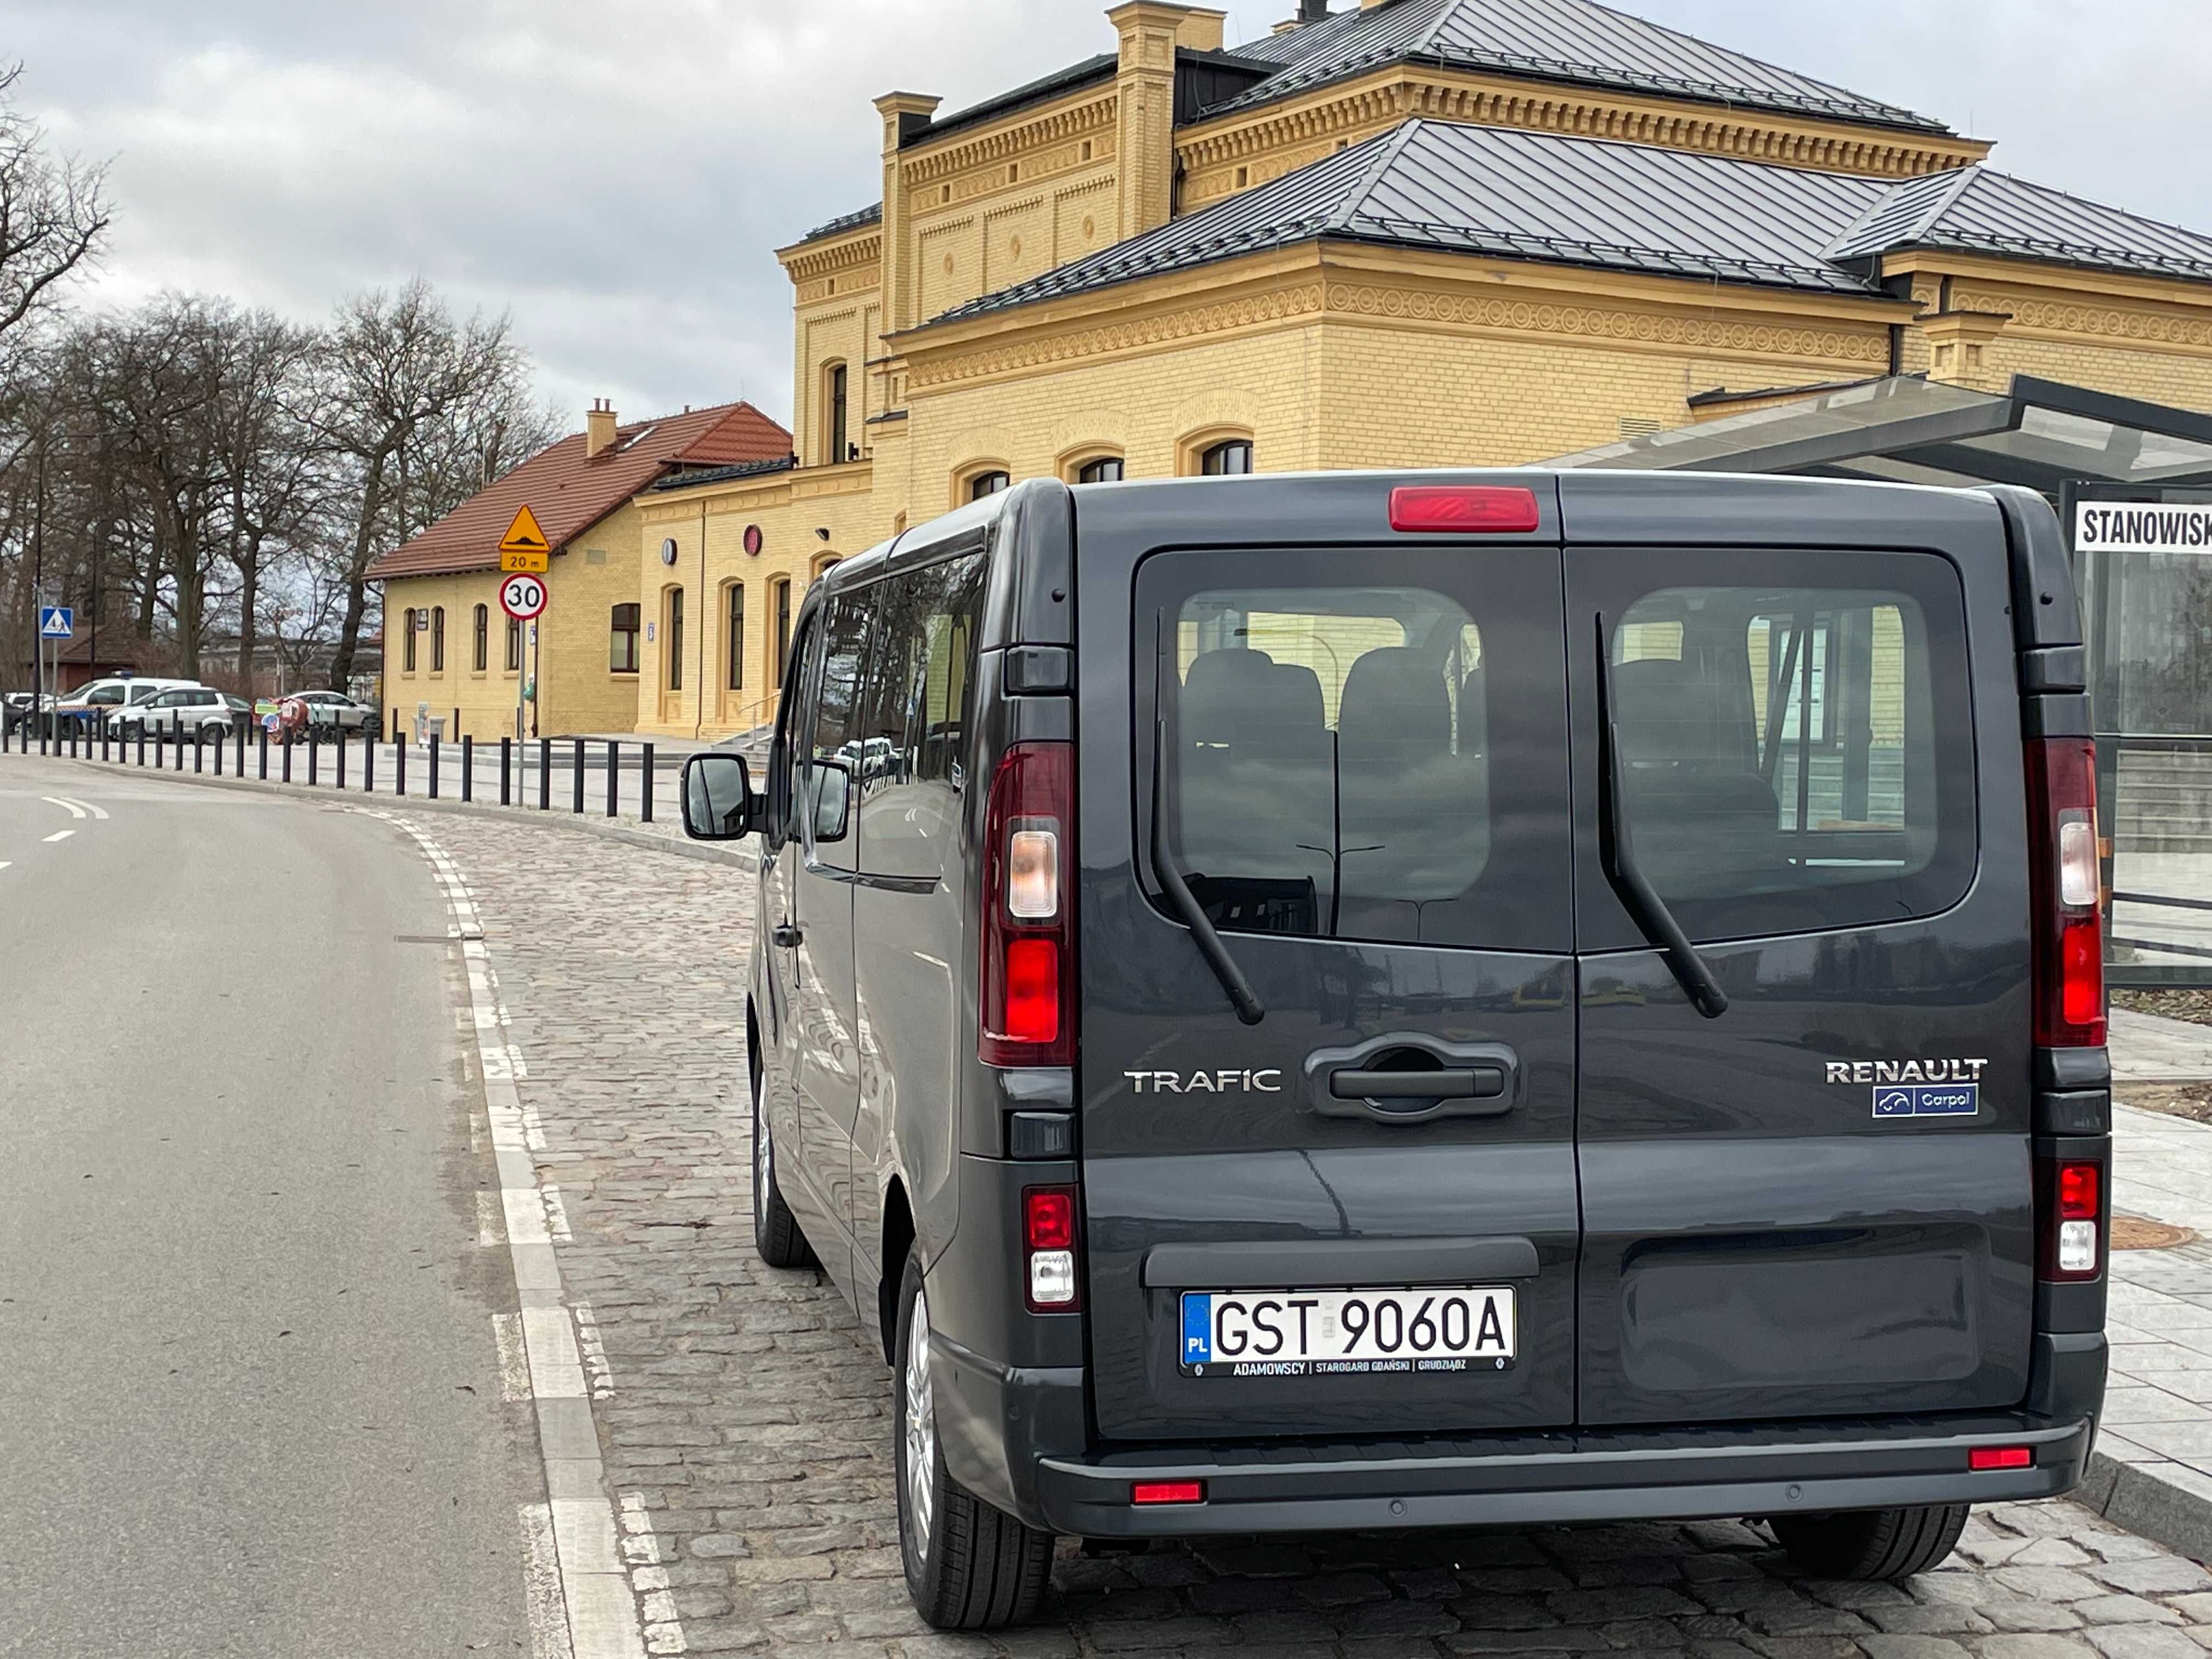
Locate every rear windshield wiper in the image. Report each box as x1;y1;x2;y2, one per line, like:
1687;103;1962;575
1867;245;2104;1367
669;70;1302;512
1593;616;1729;1021
1150;712;1266;1027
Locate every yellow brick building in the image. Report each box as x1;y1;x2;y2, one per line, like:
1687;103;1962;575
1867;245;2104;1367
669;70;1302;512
381;0;2212;742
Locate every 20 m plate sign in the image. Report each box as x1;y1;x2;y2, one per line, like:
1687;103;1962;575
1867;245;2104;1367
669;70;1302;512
1180;1286;1516;1379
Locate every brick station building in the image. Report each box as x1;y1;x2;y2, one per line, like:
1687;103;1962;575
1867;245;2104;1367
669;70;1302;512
376;0;2212;743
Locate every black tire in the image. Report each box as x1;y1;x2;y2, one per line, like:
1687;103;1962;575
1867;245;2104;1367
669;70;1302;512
751;1079;815;1270
894;1249;1054;1630
1771;1505;1971;1581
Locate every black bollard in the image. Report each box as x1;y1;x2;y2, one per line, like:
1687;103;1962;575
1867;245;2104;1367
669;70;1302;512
462;733;473;804
428;733;439;800
257;727;268;781
364;725;375;793
572;738;585;815
308;731;319;787
282;733;292;783
539;739;550;811
500;737;512;807
642;744;655;823
607;741;619;817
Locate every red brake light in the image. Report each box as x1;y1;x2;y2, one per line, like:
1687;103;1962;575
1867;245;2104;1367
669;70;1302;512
1390;485;1542;534
981;743;1076;1067
2059;1163;2101;1222
1131;1481;1205;1506
1970;1447;2034;1472
1025;1188;1076;1250
2026;740;2106;1048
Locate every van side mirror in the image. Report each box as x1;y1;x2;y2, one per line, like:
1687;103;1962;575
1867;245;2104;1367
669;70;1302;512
811;759;853;844
682;754;757;842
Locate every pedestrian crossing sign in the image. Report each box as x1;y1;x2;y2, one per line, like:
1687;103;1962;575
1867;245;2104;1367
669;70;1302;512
39;606;73;639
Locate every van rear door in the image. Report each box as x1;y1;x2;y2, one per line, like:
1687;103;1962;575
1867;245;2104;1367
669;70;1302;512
1561;477;2036;1427
1077;490;1578;1443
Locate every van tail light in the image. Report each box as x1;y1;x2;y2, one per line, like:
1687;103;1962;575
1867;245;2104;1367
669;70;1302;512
1024;1186;1081;1311
2038;1157;2105;1283
1390;486;1542;534
982;743;1077;1068
2026;739;2106;1048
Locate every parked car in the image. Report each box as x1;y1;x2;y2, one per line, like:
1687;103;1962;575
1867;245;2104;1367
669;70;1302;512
46;678;194;736
292;690;381;732
114;684;239;741
679;472;2109;1631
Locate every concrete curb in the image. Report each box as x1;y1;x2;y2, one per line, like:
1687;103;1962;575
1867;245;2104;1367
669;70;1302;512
41;754;756;872
2085;1449;2212;1564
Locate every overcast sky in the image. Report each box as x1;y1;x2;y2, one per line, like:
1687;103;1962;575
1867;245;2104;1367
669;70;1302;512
6;0;2207;437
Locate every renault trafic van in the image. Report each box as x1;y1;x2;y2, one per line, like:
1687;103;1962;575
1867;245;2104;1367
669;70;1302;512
680;470;2109;1631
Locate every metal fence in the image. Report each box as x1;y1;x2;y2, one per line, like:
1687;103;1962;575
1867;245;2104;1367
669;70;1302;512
3;709;679;824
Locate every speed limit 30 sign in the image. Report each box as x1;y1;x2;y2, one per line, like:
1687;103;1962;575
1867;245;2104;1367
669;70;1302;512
500;573;548;622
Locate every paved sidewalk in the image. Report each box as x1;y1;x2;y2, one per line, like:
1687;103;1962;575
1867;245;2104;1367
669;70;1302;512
376;805;2212;1658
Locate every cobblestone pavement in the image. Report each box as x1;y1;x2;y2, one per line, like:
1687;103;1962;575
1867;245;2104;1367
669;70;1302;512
404;809;2212;1659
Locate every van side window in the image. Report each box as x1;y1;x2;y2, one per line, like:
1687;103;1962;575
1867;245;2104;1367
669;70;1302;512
854;552;986;881
803;595;872;871
1141;548;1574;955
1602;557;1974;941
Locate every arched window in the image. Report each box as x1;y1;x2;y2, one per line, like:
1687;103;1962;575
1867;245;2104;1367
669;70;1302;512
968;470;1011;501
1075;456;1125;484
472;604;489;673
725;583;744;692
665;588;685;693
431;606;446;673
610;603;641;674
506;614;522;672
403;608;417;673
1201;439;1254;476
825;362;850;465
811;553;841;581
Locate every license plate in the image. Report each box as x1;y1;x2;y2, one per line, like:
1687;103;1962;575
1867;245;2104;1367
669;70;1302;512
1178;1286;1516;1379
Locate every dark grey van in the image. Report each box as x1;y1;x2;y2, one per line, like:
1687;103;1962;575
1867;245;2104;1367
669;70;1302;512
681;471;2111;1631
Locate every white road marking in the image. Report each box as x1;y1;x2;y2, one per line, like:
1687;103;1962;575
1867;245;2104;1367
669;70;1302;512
0;862;10;874
41;796;88;820
55;795;109;820
43;830;72;843
369;810;646;1659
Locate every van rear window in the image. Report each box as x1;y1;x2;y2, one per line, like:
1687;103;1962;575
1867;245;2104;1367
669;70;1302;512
1595;549;1977;943
1142;548;1573;955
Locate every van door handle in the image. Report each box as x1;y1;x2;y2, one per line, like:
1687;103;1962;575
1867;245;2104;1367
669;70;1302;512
1331;1069;1505;1102
773;924;804;949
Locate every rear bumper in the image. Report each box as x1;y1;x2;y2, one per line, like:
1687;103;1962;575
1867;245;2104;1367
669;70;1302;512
1034;1418;2093;1539
933;1330;2106;1538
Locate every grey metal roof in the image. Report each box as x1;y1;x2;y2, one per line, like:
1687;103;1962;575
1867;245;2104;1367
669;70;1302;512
1205;0;1946;133
908;54;1118;146
1830;167;2212;283
797;202;882;245
650;456;797;493
926;120;2212;328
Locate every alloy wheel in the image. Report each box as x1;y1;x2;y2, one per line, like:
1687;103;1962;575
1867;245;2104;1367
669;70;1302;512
905;1287;936;1561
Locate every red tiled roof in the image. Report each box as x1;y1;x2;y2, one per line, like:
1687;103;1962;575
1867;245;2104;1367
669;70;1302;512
367;402;792;582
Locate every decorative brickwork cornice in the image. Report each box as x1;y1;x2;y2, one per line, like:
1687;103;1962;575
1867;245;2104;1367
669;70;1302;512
904;93;1116;187
1321;279;1891;364
781;233;883;284
1177;66;1989;208
1951;286;2212;353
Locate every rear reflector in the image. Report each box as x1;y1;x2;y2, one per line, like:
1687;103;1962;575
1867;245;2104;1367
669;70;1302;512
1970;1447;2034;1472
1390;486;1542;535
1024;1188;1076;1250
1131;1481;1206;1506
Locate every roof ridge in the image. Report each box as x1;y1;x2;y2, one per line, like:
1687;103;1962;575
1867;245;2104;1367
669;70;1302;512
1820;165;1980;262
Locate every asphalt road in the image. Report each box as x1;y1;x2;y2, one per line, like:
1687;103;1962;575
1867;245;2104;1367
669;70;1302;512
0;759;538;1657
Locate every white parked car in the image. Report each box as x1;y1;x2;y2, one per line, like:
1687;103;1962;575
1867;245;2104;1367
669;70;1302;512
293;690;381;732
114;685;241;741
55;678;196;735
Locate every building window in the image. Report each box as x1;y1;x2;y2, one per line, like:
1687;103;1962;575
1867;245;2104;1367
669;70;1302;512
611;603;641;674
506;614;522;672
403;609;417;673
826;362;849;464
726;583;744;692
1201;439;1254;476
472;604;489;673
431;606;446;673
1076;456;1125;484
968;470;1011;501
667;588;685;693
773;578;792;690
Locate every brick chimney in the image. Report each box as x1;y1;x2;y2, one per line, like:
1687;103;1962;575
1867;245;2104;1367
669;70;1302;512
585;398;618;459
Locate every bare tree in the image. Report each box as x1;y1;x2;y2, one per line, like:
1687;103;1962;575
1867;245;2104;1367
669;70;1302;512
0;64;109;348
212;312;323;681
320;280;541;691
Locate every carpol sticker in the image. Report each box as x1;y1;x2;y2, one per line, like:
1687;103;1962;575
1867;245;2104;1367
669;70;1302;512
1873;1083;1979;1119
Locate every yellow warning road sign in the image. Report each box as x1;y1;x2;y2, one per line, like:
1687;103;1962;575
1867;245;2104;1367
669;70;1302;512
499;505;551;573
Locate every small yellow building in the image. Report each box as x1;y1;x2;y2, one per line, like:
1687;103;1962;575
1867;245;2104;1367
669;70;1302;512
380;0;2212;743
368;400;789;742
